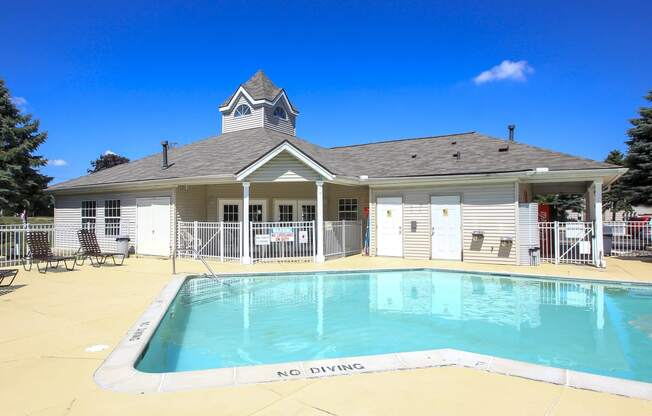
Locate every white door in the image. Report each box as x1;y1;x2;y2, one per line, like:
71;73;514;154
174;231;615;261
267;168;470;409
376;197;403;257
137;197;171;256
430;195;462;260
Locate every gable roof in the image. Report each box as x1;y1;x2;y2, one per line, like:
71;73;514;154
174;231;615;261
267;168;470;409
221;70;298;112
47;128;618;192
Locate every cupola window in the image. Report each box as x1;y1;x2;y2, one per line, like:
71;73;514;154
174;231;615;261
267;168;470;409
234;104;252;117
273;106;287;120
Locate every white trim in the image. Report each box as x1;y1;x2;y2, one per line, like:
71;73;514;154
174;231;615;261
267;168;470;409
248;199;268;222
273;199;298;221
218;199;243;222
236;142;335;181
219;87;299;115
297;199;317;221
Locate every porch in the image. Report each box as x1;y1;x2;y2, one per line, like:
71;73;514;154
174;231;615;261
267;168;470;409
173;182;369;263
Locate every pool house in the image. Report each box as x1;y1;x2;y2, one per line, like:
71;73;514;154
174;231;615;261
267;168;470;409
44;70;631;268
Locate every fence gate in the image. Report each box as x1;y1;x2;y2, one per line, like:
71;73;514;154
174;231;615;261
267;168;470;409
538;222;595;265
250;221;315;262
177;221;241;262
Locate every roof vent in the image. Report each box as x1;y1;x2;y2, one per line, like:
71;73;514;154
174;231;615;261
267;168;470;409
453;151;461;160
411;154;417;159
498;144;509;152
508;124;515;142
451;141;457;145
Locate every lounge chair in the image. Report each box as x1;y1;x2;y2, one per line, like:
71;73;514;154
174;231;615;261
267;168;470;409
23;231;76;273
75;229;125;266
0;269;18;287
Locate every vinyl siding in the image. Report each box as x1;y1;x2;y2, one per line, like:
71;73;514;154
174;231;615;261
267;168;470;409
247;151;321;182
370;182;518;265
54;189;175;253
221;95;263;133
175;185;207;222
263;102;296;135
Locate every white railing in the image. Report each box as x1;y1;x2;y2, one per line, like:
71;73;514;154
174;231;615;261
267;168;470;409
538;222;595;265
250;221;315;262
605;221;652;256
324;220;363;258
177;221;241;262
0;222;134;267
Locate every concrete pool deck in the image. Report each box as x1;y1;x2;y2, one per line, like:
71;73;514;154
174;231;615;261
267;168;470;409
1;256;652;415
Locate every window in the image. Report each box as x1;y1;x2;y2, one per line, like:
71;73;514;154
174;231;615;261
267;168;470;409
81;201;96;230
104;200;121;236
278;204;294;221
301;204;316;221
223;204;240;222
273;106;287;119
234;104;252;117
249;204;264;222
338;198;358;220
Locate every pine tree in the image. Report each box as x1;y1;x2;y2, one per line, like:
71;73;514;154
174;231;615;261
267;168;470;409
0;79;52;215
602;150;632;220
623;91;652;205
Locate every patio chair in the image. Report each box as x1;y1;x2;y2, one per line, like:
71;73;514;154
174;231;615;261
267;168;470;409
0;269;18;287
22;231;76;273
75;229;125;266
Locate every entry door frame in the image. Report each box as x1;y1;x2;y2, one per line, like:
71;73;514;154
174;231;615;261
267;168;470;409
430;194;462;261
376;196;404;257
136;196;171;256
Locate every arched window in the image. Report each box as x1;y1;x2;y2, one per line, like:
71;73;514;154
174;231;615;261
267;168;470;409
234;104;252;117
273;106;287;120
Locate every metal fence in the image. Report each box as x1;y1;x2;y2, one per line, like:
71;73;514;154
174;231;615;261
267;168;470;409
605;221;652;256
538;222;595;265
324;220;363;258
250;221;315;262
177;221;241;261
0;222;134;267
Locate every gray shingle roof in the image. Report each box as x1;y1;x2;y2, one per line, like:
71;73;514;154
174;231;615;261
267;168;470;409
221;70;298;112
47;129;616;191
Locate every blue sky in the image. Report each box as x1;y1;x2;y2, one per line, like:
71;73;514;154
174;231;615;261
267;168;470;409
2;0;651;184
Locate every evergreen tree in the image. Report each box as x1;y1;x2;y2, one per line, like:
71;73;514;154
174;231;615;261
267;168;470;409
0;80;52;215
623;91;652;205
603;150;632;220
88;152;130;174
534;194;584;221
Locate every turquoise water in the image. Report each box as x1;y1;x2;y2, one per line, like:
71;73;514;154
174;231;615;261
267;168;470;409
136;269;652;382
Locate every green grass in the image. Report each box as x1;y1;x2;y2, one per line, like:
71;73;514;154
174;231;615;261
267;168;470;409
0;216;53;225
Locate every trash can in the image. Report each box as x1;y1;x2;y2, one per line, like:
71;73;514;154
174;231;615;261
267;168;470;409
116;235;130;258
603;224;613;256
528;247;540;266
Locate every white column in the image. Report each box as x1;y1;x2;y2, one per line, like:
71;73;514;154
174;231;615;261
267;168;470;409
316;181;325;263
242;182;252;264
593;179;606;268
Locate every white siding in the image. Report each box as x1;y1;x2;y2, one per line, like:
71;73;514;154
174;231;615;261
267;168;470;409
370;182;518;265
247;151;321;182
54;189;175;254
221;95;263;133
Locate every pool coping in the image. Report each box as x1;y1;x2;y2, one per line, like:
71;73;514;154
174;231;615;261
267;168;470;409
93;269;652;400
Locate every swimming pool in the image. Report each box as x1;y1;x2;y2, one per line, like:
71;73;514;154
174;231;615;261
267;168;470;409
135;269;652;384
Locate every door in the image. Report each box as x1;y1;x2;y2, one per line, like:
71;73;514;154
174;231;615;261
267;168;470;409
137;197;171;256
376;197;403;257
430;195;462;260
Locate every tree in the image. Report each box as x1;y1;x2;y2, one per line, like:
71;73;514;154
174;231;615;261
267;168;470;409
0;79;52;216
603;150;632;220
534;194;584;221
623;91;652;205
88;153;130;174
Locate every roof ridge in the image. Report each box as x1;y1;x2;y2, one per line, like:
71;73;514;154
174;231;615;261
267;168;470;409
329;131;478;149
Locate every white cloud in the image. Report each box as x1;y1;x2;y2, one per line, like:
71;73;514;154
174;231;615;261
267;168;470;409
11;96;28;107
104;150;116;156
49;159;68;167
473;60;534;85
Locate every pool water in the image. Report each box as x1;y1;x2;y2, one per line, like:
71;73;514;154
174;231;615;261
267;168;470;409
136;269;652;382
